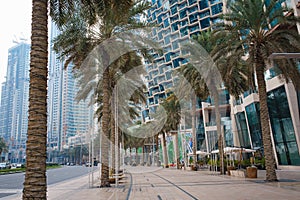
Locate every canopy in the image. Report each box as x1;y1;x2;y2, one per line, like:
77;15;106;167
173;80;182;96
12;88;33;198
188;150;209;156
211;147;256;154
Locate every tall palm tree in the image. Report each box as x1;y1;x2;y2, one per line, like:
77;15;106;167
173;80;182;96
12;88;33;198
212;0;300;181
23;0;48;199
50;0;151;187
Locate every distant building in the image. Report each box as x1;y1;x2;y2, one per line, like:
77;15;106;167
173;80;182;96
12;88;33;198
47;22;94;158
0;42;30;163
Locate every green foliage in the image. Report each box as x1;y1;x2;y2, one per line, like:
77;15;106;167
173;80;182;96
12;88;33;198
0;137;8;155
160;94;181;133
212;0;300;91
189;157;193;165
0;163;61;174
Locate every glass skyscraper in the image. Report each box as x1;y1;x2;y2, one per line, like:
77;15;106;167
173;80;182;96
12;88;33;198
0;41;30;162
47;22;94;156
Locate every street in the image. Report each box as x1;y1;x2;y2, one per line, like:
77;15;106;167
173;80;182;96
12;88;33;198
0;165;89;198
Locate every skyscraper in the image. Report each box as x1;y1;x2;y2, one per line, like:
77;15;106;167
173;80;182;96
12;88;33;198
47;22;94;156
145;0;224;113
143;0;226;155
0;41;30;162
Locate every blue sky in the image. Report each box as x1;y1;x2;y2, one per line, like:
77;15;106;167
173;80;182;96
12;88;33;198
0;0;31;94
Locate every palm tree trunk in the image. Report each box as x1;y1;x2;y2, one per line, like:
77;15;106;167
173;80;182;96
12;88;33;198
256;62;278;182
111;111;115;174
214;93;225;175
162;132;169;168
191;93;197;167
101;69;110;187
23;0;48;199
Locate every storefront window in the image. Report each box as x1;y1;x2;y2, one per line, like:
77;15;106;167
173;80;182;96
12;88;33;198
245;103;263;148
268;86;300;165
235;112;251;148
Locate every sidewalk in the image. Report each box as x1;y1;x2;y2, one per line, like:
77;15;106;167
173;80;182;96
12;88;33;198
2;171;129;200
127;167;300;200
2;166;300;199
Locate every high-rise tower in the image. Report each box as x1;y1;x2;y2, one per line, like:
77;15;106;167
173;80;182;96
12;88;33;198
145;0;224;113
0;41;30;162
47;22;94;156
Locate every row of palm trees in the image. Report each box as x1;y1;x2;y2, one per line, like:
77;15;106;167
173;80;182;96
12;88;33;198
24;0;300;198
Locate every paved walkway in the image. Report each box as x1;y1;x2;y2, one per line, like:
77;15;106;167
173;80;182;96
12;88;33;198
2;166;300;200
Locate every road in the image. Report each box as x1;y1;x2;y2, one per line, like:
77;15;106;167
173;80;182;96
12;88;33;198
0;165;90;198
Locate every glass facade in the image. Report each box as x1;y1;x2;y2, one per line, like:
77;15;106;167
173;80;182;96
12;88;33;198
223;117;233;147
268;86;300;165
235;112;251;148
196;113;205;150
245;103;263;148
207;130;218;152
0;42;30;163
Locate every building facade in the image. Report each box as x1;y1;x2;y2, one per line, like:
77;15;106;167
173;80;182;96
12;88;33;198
0;41;30;162
144;0;300;168
144;0;226;163
47;22;94;160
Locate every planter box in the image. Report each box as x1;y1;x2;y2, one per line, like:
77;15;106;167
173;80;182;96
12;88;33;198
246;166;257;178
227;166;236;175
230;170;246;178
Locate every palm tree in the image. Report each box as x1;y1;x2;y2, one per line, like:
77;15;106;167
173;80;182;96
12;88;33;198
176;27;249;174
212;0;300;181
0;137;8;161
178;62;210;170
187;30;248;174
158;94;181;168
23;0;48;199
50;0;151;187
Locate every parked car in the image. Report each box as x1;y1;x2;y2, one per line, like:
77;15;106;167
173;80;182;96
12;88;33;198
0;162;9;169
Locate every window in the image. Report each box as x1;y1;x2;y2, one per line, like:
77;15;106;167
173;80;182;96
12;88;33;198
199;10;210;19
211;3;223;16
188;0;197;5
180;27;188;37
171;22;179;32
199;0;209;9
164;19;170;27
200;18;210;29
189;13;198;24
268;86;300;165
180;9;187;19
171;5;177;15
